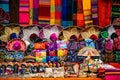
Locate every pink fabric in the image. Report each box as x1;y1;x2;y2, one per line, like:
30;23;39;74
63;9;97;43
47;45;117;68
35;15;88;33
19;13;29;23
105;75;120;80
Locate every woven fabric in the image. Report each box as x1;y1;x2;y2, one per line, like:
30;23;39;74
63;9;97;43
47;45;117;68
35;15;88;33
29;0;33;25
98;0;112;28
50;0;55;25
33;0;39;24
55;0;61;25
91;0;98;25
38;0;50;26
77;0;84;27
19;0;30;26
83;0;93;26
73;0;77;26
61;0;73;28
0;0;10;24
9;0;19;23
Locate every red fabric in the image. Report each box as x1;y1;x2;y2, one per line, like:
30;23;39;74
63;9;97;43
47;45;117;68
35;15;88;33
98;0;112;28
109;63;120;69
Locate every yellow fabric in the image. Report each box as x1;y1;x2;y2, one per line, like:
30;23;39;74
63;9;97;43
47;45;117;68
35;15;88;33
50;0;55;24
29;0;33;25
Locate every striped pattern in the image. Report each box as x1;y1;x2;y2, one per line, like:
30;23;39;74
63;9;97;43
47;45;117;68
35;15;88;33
9;0;19;23
112;5;120;23
0;0;9;24
77;0;84;27
33;0;39;24
38;0;50;26
55;0;61;25
83;0;93;26
19;0;30;26
29;0;33;25
91;0;98;25
50;0;55;24
61;0;73;28
98;0;112;28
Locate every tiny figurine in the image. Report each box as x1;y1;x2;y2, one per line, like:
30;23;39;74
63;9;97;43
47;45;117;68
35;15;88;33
14;62;19;74
19;63;27;74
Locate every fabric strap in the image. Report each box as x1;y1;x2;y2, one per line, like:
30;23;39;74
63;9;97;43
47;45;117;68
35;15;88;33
77;0;84;27
91;0;98;25
33;0;39;24
98;0;112;28
19;0;30;27
83;0;93;26
61;0;73;28
38;0;50;26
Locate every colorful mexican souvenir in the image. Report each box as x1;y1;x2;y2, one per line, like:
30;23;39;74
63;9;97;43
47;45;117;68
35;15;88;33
0;26;20;42
6;51;15;62
57;49;68;56
104;38;113;53
14;62;19;74
67;51;78;62
14;51;24;62
6;62;14;75
0;8;10;22
47;50;57;56
57;40;67;49
38;63;45;72
19;63;27;74
33;50;46;62
85;38;95;48
21;25;40;43
34;42;46;50
0;63;2;75
47;56;58;62
95;38;104;51
59;27;81;41
23;55;36;62
113;38;120;50
46;42;57;50
39;25;62;42
10;33;18;40
0;46;7;62
1;63;6;75
30;33;42;43
77;41;86;50
67;39;78;51
6;39;26;51
31;63;38;73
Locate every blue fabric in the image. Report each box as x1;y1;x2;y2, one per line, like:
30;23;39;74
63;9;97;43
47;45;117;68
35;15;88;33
85;38;95;48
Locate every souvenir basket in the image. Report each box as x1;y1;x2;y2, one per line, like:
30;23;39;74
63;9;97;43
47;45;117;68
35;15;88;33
89;67;98;73
79;25;102;40
58;26;82;42
78;72;88;78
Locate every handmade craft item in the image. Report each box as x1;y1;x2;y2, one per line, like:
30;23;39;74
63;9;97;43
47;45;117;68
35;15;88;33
6;39;26;51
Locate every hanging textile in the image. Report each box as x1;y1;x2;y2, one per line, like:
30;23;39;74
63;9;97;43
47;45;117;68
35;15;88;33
50;0;55;25
55;0;61;25
0;0;10;24
91;0;98;25
112;1;120;23
38;0;50;26
29;0;33;25
83;0;93;26
33;0;39;24
9;0;19;23
73;0;77;26
19;0;30;26
77;0;84;27
61;0;73;28
98;0;112;28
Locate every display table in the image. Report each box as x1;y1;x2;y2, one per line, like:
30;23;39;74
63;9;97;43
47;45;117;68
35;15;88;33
0;78;103;80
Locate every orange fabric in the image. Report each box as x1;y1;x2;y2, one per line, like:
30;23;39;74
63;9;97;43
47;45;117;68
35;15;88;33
7;78;22;80
25;78;103;80
0;78;6;80
34;42;46;50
